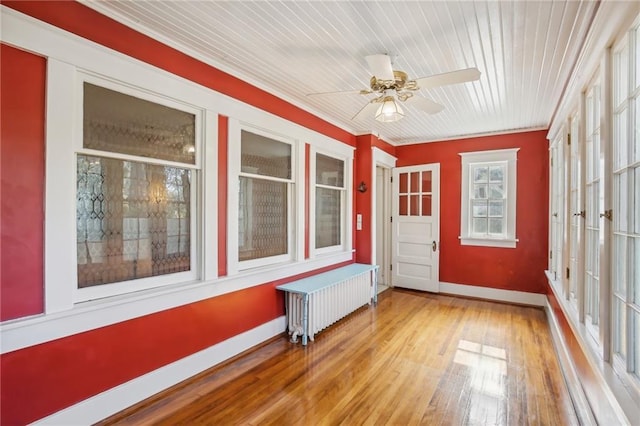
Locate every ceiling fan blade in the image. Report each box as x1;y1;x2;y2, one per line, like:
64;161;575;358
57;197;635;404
404;96;444;114
351;99;381;120
365;54;395;81
415;68;481;90
306;89;371;96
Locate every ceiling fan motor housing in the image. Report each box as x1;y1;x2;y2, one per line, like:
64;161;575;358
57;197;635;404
370;70;409;91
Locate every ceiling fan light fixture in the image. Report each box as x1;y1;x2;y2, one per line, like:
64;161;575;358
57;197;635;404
375;96;404;122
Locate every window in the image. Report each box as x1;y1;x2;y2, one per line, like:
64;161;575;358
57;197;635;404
568;112;582;311
76;81;199;298
237;129;293;267
460;149;519;248
612;28;640;379
584;78;602;339
546;14;640;412
314;153;346;251
549;136;565;284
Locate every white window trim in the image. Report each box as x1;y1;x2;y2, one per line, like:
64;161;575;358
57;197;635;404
45;59;219;312
227;122;301;273
459;148;519;248
309;147;352;257
73;74;203;303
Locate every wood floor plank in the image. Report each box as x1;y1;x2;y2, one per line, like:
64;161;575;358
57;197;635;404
98;289;578;425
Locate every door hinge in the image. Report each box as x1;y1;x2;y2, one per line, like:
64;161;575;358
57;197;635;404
550;250;553;259
390;264;392;271
390;216;393;223
567;133;571;146
566;267;570;279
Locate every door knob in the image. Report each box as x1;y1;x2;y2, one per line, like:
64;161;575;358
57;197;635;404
432;241;437;252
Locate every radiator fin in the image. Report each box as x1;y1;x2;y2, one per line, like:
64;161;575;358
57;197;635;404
286;271;373;342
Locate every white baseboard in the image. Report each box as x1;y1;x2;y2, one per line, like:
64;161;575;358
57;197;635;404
438;281;546;306
33;316;287;425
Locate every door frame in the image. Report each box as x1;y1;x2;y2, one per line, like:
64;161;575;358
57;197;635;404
371;148;396;286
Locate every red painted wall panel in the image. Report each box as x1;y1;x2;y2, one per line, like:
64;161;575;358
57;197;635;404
355;135;375;264
0;44;46;320
305;143;310;259
1;281;284;425
218;115;228;277
395;131;549;293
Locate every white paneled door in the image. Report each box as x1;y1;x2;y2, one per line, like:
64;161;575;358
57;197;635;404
392;164;440;292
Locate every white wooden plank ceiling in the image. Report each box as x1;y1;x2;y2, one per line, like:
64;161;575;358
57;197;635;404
82;1;598;145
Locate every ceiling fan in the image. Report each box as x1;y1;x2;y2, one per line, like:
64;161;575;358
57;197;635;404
308;54;481;123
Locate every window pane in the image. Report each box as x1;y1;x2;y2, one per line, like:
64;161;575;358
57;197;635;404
421;195;432;216
473;166;488;183
635;168;640;234
614;235;627;295
634;310;640;379
635;28;640;90
473;218;488;234
83;83;196;164
490;183;504;199
399;173;408;193
316;154;344;187
410;195;419;216
489;218;503;235
241;130;291;179
421;171;432;192
613;297;627;358
474;184;487;199
238;177;287;261
635;98;640;162
614;172;628;232
399;195;408;216
614;112;628;170
489;166;504;182
614;48;628;107
316;187;341;248
634;237;640;305
472;200;487;217
489;200;504;217
410;172;420;192
77;155;191;287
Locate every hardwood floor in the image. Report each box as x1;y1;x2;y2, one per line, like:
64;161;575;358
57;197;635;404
98;289;578;425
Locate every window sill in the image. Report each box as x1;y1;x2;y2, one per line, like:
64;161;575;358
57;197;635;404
1;250;354;354
545;271;640;424
459;236;518;248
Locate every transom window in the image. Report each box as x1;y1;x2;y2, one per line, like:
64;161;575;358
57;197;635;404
460;149;519;248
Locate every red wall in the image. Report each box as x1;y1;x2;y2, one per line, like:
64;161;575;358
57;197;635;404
1;282;284;425
0;1;549;423
0;2;355;424
395;131;549;293
354;135;374;264
0;44;46;321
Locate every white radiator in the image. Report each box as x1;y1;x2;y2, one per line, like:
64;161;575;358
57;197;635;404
286;270;374;342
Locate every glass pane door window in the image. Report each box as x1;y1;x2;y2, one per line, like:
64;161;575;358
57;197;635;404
612;28;640;379
398;170;433;217
569;114;581;308
584;82;602;338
